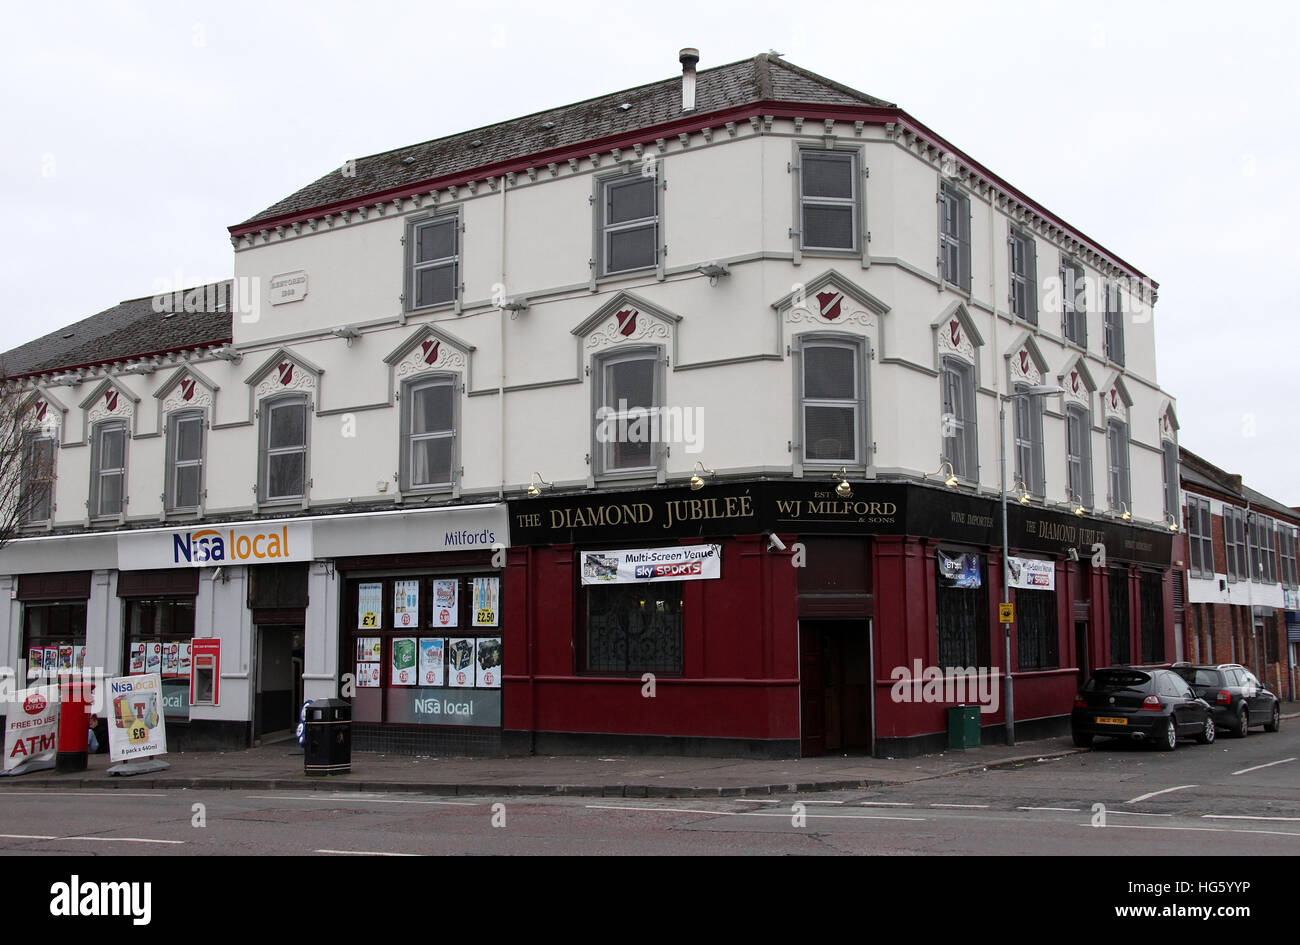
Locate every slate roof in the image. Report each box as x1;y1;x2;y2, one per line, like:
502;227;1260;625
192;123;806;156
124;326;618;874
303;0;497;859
234;54;895;230
1;282;233;378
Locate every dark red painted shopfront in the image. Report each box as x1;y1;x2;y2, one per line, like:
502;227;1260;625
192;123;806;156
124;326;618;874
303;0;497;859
501;481;1176;758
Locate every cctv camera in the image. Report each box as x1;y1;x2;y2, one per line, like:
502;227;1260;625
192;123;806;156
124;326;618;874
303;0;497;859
767;533;787;552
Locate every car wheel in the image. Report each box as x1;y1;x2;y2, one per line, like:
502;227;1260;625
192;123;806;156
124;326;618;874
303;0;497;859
1072;732;1093;748
1196;715;1215;745
1158;717;1177;751
1264;704;1280;733
1234;707;1249;738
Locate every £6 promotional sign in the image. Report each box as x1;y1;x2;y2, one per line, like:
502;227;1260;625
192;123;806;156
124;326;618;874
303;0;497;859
107;674;168;762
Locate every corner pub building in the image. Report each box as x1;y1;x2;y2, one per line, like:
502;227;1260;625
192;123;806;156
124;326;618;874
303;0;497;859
2;50;1178;758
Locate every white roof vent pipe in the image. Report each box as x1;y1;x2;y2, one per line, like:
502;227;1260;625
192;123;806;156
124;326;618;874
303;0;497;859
679;48;699;112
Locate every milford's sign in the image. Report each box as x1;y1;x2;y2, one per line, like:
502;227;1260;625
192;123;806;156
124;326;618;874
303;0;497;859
118;522;314;570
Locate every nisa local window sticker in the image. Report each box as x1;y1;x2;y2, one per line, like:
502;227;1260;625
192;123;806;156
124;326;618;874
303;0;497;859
172;525;298;565
580;545;721;585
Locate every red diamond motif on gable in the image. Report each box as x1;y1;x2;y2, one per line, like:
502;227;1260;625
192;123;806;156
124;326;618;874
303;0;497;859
180;378;196;401
950;320;961;346
1019;349;1030;373
35;402;47;421
1110;388;1119;408
104;390;118;412
816;291;843;321
421;340;440;365
616;309;637;337
278;362;294;386
1070;370;1080;393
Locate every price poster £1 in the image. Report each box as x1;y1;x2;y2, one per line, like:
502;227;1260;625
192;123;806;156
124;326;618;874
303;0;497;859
357;582;382;630
394;579;419;630
432;579;458;629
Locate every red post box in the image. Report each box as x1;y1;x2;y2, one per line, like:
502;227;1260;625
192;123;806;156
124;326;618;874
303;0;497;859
56;677;90;772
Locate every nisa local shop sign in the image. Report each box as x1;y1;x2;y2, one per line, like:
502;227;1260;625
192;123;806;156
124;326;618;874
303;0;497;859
118;521;313;570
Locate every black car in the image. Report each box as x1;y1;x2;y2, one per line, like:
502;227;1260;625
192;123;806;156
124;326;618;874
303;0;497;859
1071;668;1215;750
1171;663;1281;737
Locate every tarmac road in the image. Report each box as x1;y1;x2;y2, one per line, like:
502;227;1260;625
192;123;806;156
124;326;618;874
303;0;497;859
0;722;1294;856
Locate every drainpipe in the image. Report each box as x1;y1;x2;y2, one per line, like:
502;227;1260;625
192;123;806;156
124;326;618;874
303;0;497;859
498;174;508;500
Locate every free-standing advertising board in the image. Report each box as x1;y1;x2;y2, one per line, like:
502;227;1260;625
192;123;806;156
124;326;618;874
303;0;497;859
107;674;168;762
3;686;59;774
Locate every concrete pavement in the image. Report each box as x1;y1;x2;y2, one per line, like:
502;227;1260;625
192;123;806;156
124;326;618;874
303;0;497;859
5;703;1293;799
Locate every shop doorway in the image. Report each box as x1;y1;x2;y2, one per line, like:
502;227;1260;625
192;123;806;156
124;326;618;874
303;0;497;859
254;625;304;741
799;620;873;757
1074;621;1090;690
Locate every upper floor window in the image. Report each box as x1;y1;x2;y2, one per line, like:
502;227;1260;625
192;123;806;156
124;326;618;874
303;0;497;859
593;347;661;478
1013;384;1045;496
1186;496;1213;579
1161;440;1179;519
1280;526;1299;589
1061;258;1086;347
407;213;459;310
1009;226;1037;324
20;431;56;524
166;411;204;512
89;420;127;519
1104;282;1126;365
1106;419;1130;512
939;184;971;291
1065;404;1093;509
401;375;456;491
1223;505;1249;583
1248;514;1278;584
598;173;659;276
799;150;859;252
799;337;865;465
940;357;977;482
259;394;308;502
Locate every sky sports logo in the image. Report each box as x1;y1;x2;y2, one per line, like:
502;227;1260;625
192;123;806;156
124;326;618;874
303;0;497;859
633;561;702;579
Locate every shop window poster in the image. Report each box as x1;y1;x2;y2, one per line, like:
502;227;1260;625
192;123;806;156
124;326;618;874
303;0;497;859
145;642;163;675
43;647;58;675
357;581;382;630
471;577;500;627
162;642;180;676
432;579;458;629
58;645;74;674
179;642;191;677
356;637;381;663
476;638;503;689
355;661;382;688
394;579;420;630
447;638;476;687
391;637;417;686
27;647;42;675
129;642;146;674
419;638;445;686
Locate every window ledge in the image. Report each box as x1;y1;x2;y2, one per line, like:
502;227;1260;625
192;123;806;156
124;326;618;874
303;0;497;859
405;299;458;317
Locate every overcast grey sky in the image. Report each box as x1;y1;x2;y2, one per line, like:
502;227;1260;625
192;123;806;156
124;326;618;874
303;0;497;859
2;0;1296;503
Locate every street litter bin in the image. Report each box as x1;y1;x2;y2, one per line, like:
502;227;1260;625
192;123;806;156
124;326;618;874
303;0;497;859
947;705;981;750
304;698;351;776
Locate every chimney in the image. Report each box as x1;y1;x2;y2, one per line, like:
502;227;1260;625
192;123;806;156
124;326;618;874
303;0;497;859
679;48;699;112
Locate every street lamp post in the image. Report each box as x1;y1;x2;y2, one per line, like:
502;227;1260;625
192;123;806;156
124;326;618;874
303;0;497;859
999;384;1064;747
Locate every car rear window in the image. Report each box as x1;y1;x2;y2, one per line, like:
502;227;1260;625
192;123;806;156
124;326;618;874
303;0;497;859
1085;670;1151;691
